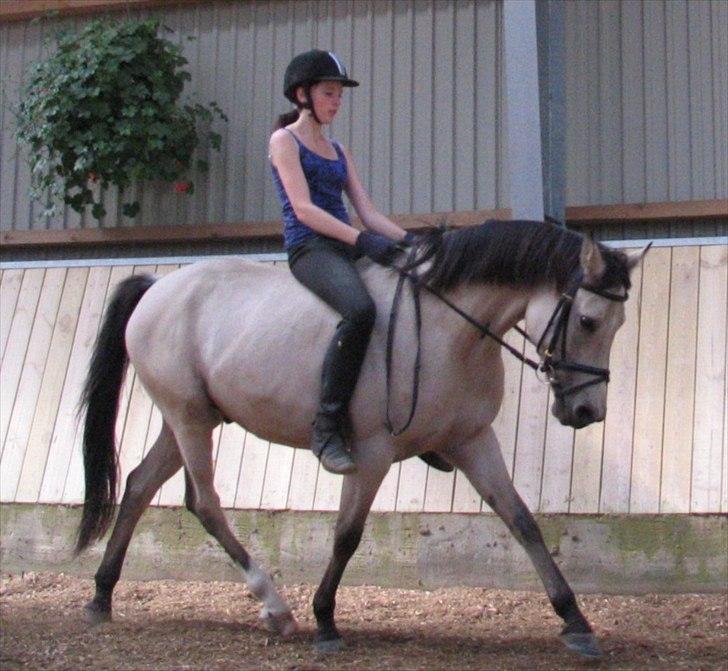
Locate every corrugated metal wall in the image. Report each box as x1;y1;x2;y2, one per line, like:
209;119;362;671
1;244;726;513
1;0;726;237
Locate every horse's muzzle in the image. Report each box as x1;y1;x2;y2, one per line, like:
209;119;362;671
551;398;605;429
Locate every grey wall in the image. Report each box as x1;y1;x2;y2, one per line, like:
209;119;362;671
1;0;726;238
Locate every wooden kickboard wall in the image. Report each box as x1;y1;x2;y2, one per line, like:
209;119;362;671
1;245;726;514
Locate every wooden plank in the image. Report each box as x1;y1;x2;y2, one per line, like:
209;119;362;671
212;422;245;510
312;463;343;512
491;330;526;485
371;463;400;512
660;246;700;512
569;422;604;514
0;268;65;502
540;389;576;513
395;458;428;512
691;245;727;512
451;468;481;513
116;369;156;495
0;0;203;23
0;269;44;452
630;247;671;513
600;252;642;513
259;442;295;510
511;339;550;510
422;464;455;513
233;432;269;510
62;265;136;505
0;269;24;359
2;200;725;251
15;267;88;502
38;266;110;503
286;448;320;511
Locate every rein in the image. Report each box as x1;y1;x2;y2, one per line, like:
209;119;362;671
385;249;628;436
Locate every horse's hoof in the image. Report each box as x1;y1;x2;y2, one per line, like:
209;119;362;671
314;637;345;653
260;608;298;637
560;632;603;659
83;601;111;625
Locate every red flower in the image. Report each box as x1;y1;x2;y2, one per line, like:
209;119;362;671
174;181;191;193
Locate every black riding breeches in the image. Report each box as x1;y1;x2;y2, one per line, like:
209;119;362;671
288;236;376;417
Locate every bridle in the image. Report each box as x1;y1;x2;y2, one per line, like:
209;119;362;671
385;253;629;436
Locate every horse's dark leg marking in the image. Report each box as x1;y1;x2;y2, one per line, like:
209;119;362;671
313;461;388;650
85;424;182;624
450;429;592;636
313;523;364;644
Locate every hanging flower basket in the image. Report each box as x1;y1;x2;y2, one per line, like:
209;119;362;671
15;18;227;221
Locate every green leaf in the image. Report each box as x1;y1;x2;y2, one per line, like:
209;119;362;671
122;202;141;218
91;202;106;220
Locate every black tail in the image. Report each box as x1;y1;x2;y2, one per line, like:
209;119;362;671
75;274;156;554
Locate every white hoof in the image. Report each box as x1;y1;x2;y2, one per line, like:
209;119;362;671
259;607;298;637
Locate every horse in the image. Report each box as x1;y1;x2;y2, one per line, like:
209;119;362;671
75;219;647;659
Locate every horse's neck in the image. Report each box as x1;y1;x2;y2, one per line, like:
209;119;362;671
441;282;531;336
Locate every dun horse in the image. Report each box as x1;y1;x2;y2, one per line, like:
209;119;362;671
76;220;646;658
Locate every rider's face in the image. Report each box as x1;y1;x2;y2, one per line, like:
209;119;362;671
298;81;344;124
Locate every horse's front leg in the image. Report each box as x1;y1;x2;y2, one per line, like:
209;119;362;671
448;427;602;659
312;445;390;652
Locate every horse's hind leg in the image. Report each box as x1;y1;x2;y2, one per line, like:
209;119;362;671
85;422;182;624
173;420;297;636
448;428;602;659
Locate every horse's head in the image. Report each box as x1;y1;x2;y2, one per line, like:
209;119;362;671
525;237;649;429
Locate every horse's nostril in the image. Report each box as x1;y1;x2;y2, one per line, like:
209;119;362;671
574;405;595;425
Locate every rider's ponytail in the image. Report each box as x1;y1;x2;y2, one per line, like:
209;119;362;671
274;109;300;130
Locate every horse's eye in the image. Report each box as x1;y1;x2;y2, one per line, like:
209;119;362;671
580;316;597;332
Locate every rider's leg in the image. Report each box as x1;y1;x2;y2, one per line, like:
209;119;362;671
289;238;375;474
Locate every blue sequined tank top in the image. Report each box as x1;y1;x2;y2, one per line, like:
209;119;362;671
271;129;351;251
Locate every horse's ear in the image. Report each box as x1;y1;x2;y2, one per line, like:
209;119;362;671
579;236;606;285
625;242;652;272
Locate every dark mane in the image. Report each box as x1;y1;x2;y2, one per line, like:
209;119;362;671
412;220;631;294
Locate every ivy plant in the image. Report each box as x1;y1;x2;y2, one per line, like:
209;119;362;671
15;18;227;221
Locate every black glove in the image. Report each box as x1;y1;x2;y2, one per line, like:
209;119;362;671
355;231;400;266
402;231;420;246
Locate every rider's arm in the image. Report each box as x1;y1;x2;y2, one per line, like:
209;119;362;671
269;130;359;246
341;144;407;242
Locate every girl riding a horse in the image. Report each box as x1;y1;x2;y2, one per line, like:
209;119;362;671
269;49;414;475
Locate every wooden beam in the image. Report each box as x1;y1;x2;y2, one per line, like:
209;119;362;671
567;199;728;224
1;201;725;250
0;0;206;23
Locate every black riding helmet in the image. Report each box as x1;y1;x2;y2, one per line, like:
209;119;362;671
284;50;359;105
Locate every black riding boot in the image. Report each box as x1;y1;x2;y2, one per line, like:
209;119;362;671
312;313;374;475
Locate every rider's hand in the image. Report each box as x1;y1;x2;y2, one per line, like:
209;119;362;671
402;231;419;246
355;231;401;266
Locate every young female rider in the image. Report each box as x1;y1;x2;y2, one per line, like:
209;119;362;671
269;50;414;475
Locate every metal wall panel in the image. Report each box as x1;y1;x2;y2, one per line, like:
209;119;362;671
565;0;728;205
0;0;726;239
